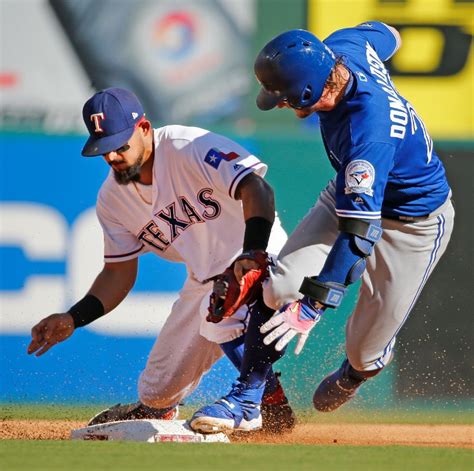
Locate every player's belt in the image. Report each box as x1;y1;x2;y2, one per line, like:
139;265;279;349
384;195;453;223
387;214;430;222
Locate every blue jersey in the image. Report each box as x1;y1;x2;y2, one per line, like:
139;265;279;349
320;22;450;219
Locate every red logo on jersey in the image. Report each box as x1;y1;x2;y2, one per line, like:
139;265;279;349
220;151;239;161
90;112;105;132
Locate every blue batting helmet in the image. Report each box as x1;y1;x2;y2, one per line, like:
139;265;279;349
254;29;336;111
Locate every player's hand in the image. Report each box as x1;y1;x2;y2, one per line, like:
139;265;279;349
27;313;75;357
260;297;324;355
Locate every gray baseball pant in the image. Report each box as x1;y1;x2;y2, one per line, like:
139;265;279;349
263;179;454;372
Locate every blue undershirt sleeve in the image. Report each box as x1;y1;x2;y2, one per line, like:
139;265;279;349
316;232;360;285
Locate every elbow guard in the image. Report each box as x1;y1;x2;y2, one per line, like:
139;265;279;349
339;218;383;284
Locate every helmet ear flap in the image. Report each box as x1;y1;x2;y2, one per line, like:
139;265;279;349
287;84;314;109
300;85;314;107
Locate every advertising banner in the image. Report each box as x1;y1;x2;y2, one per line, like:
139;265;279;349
0;133;236;404
0;0;255;134
308;0;474;139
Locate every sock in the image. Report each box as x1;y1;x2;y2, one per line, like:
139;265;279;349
239;299;285;389
347;361;383;380
220;336;245;370
220;332;279;393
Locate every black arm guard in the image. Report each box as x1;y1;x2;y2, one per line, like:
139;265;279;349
299;278;347;309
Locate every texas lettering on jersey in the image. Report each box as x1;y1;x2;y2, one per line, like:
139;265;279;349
138;188;221;252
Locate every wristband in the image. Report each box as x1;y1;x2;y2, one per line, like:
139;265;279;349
243;216;273;252
68;294;105;328
299;277;347;309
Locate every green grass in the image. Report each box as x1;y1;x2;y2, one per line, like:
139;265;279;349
2;403;473;425
297;407;474;425
2;404;472;471
0;441;472;471
0;404;102;421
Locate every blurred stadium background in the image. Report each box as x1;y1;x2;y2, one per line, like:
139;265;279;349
1;0;472;411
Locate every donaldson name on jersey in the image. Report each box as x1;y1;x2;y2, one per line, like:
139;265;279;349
319;21;450;220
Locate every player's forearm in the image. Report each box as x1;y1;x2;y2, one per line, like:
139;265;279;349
317;232;360;285
68;260;137;328
236;174;275;252
236;173;275;221
299;219;382;310
88;262;137;313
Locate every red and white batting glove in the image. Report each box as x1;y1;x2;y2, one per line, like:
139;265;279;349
260;297;324;355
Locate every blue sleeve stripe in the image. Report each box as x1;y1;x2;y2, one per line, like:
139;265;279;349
336;209;381;219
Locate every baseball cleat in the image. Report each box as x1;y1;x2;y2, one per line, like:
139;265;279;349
87;401;178;426
189;381;264;434
261;373;296;434
313;358;367;412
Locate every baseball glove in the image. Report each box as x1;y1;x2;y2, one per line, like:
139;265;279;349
206;250;269;323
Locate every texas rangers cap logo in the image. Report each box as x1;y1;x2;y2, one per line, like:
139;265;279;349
90;112;105;133
344;160;375;196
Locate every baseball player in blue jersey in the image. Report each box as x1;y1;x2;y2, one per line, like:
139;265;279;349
190;22;454;434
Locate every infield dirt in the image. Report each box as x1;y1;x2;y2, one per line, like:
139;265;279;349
1;420;472;448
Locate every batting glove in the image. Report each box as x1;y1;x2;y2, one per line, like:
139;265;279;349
260;296;324;355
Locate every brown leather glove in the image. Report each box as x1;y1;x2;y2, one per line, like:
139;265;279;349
206;251;269;323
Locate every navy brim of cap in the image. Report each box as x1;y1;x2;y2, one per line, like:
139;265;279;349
81;126;135;157
256;87;282;111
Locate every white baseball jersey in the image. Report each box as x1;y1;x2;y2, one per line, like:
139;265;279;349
96;125;269;281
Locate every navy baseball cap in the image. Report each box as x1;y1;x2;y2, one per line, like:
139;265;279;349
81;88;145;157
254;29;336;111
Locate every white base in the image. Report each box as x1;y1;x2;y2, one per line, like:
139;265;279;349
71;419;230;443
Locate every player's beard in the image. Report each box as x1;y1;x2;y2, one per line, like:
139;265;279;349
113;154;144;185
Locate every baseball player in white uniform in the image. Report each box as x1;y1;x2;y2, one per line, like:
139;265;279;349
27;88;295;432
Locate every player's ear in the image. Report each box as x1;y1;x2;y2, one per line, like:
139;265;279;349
139;119;152;136
320;86;331;100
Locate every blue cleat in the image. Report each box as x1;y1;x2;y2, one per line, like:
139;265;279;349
313;358;367;412
189;381;264;434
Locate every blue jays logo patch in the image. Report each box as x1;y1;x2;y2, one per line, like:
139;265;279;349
345;160;375;197
204;148;240;169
